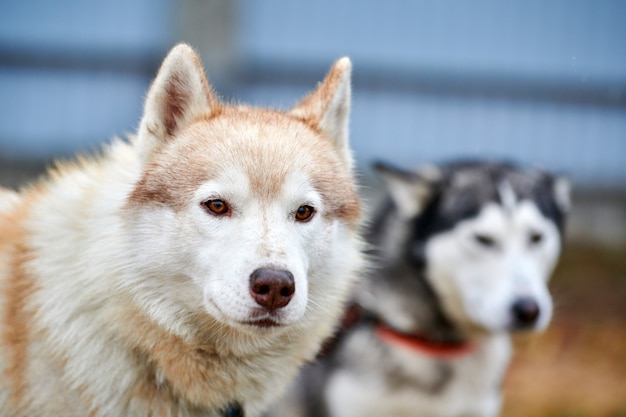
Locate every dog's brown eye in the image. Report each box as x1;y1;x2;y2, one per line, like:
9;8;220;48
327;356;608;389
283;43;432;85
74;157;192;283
203;199;229;216
529;231;543;245
295;205;315;222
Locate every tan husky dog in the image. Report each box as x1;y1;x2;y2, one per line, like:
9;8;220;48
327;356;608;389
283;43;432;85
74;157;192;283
0;44;363;417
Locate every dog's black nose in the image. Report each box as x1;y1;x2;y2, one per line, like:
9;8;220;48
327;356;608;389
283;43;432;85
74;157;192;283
511;297;540;326
249;268;295;312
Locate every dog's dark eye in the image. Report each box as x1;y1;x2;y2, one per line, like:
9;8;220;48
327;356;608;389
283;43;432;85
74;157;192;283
295;205;315;222
474;233;496;248
529;231;544;245
202;199;230;216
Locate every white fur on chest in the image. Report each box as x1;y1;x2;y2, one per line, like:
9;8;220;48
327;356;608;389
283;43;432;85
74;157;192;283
325;334;511;417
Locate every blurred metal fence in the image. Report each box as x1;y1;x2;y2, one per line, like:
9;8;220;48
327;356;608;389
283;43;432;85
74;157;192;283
1;0;625;189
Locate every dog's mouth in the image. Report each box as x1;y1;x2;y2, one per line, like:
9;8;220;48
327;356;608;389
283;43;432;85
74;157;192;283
243;318;283;328
242;309;287;329
204;299;287;330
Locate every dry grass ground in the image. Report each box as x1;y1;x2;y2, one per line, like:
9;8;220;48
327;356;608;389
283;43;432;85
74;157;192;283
502;243;626;417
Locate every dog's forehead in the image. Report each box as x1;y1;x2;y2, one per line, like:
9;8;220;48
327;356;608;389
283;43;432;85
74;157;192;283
445;165;542;197
189;109;352;197
435;164;560;230
128;107;360;222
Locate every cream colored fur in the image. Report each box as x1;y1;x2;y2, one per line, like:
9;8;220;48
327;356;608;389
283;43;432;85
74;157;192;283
0;44;363;417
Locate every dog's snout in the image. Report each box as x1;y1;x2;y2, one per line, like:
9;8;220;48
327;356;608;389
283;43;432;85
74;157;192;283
511;297;540;327
249;268;295;312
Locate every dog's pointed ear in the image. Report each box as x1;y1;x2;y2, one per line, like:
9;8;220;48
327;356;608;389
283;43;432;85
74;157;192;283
137;44;219;164
552;176;571;214
290;57;352;167
374;161;441;218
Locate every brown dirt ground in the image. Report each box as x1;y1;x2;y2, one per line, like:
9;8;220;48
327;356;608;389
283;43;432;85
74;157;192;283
502;243;626;417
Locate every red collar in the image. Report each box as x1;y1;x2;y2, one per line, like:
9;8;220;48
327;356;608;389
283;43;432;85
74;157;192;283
375;323;477;359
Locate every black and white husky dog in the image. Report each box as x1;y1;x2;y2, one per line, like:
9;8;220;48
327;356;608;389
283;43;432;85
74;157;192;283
270;160;570;417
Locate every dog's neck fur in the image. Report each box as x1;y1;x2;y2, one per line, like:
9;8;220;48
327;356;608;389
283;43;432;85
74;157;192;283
362;200;468;347
372;263;468;347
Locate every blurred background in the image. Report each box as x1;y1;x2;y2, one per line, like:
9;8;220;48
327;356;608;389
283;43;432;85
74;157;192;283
0;1;624;415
